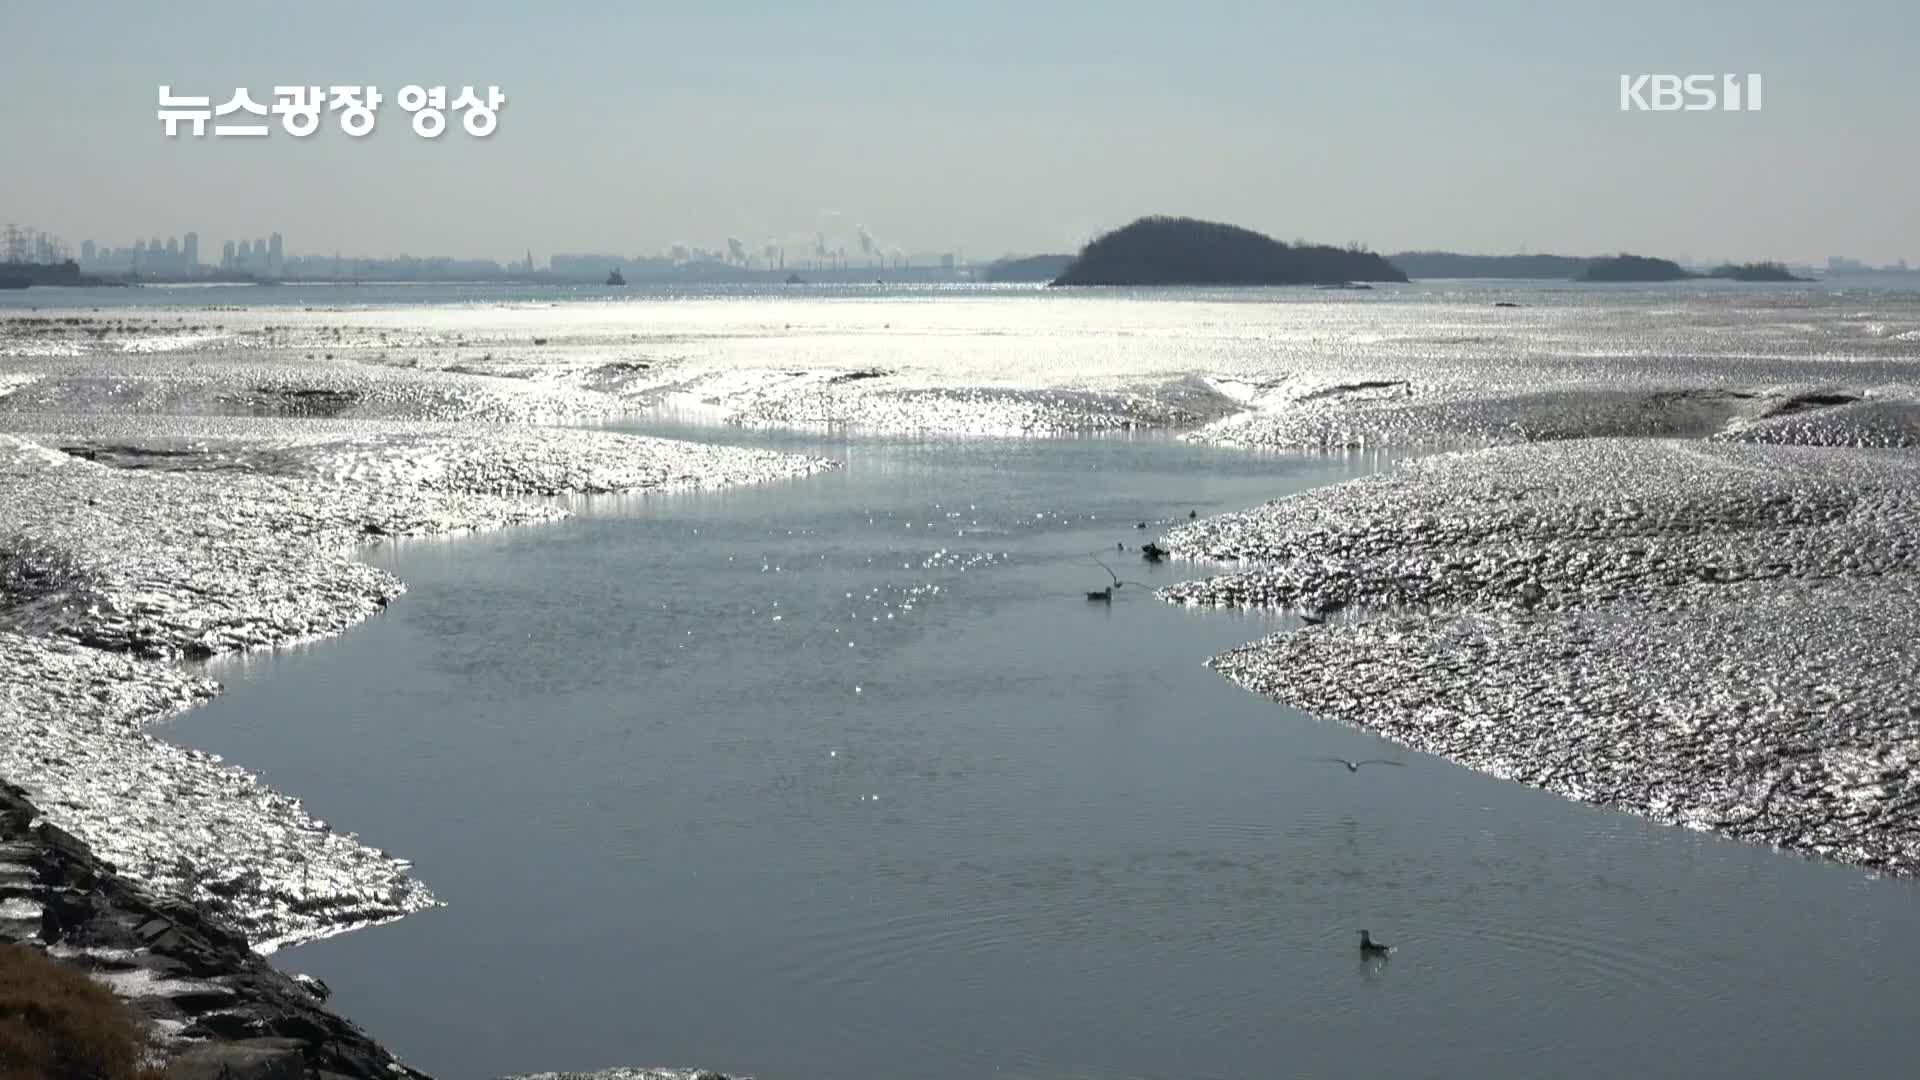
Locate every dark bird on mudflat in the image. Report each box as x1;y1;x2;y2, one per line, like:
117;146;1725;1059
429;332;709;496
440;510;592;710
1297;595;1344;622
1316;756;1405;772
1140;542;1167;563
1359;930;1393;957
1086;587;1113;603
1189;510;1197;518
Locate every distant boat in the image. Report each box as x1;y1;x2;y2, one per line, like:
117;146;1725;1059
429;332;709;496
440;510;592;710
785;273;805;285
606;268;626;286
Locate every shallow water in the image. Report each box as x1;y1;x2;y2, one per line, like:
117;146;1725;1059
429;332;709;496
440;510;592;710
165;424;1920;1080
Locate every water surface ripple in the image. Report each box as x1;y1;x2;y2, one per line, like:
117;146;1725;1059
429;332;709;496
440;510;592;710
171;428;1920;1080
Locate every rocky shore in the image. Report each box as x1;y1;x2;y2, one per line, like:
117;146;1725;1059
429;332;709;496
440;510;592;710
2;778;431;1078
4;780;745;1079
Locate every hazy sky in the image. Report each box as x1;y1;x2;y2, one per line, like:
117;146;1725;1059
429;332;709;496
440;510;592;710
3;1;1915;264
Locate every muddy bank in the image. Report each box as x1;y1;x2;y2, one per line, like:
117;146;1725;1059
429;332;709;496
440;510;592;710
1161;440;1920;614
1187;382;1920;451
0;309;832;1070
16;291;1917;441
0;416;832;951
1205;580;1920;874
0;425;832;946
0;627;432;950
1161;439;1920;874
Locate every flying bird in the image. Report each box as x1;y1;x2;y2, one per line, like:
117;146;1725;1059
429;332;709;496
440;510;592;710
1316;757;1405;773
1087;553;1154;598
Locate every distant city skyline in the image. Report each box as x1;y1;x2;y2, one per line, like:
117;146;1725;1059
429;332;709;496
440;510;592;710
15;217;1920;282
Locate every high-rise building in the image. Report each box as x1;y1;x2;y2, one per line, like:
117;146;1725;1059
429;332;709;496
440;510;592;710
268;232;283;276
183;232;198;270
222;240;236;269
81;240;95;263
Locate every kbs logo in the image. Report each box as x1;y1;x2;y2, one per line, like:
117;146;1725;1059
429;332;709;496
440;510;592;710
1619;74;1763;111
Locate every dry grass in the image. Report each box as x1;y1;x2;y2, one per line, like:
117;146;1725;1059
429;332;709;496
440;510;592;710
0;943;165;1080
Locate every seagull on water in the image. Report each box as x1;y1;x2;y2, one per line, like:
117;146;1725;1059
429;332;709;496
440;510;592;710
1316;756;1406;773
1359;930;1393;957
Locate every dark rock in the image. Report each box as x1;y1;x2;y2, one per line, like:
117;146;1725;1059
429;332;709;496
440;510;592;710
185;1011;264;1040
293;971;333;1002
169;985;242;1011
0;780;430;1079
